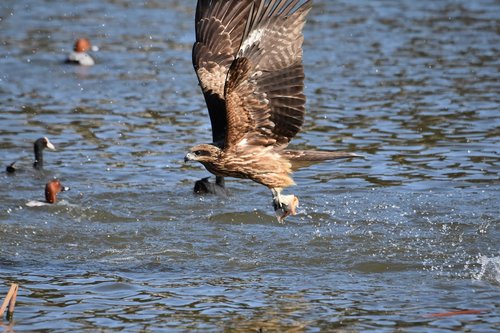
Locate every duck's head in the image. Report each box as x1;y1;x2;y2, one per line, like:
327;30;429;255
35;137;55;151
33;137;55;170
45;179;70;204
74;38;92;53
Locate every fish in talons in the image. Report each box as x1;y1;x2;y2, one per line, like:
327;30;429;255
272;188;299;223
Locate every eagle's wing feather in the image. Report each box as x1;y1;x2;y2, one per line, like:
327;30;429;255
224;0;312;148
193;0;254;145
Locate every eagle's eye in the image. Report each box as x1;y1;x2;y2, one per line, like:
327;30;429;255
194;150;202;156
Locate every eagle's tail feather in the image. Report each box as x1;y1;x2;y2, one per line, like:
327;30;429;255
284;149;361;161
283;149;362;170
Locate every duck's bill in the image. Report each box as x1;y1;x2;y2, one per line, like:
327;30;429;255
46;139;56;150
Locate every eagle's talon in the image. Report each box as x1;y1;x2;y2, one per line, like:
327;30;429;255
272;199;284;211
272;193;299;223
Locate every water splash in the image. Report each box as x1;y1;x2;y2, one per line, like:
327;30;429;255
474;256;500;285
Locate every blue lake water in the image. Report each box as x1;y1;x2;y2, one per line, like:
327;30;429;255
0;0;499;331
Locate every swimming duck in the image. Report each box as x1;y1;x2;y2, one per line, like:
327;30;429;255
66;38;95;66
6;137;56;173
194;176;228;196
26;179;70;207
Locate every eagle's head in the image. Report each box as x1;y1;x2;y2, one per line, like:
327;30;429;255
184;144;221;165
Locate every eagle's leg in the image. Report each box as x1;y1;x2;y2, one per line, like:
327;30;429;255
271;187;299;223
194;176;227;196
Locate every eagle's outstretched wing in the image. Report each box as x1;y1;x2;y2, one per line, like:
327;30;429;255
193;0;254;145
224;0;312;148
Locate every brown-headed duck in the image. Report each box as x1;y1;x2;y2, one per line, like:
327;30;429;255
66;38;95;66
26;179;70;207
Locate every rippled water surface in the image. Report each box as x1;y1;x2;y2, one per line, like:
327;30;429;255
1;0;499;332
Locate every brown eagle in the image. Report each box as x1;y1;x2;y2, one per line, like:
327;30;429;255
185;0;359;222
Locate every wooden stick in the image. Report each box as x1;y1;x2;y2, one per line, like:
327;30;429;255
0;289;12;316
8;284;18;316
0;284;19;318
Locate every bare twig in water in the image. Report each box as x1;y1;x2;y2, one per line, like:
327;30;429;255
0;284;19;319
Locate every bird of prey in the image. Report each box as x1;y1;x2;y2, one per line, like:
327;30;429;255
185;0;358;222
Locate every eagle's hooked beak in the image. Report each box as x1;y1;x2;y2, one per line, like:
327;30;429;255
184;152;196;163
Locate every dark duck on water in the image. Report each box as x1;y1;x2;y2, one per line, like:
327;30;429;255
6;137;56;173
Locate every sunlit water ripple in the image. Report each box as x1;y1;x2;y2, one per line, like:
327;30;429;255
0;0;499;332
